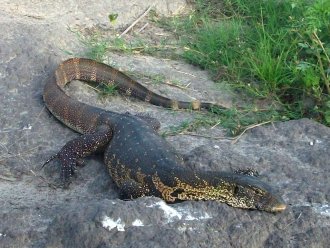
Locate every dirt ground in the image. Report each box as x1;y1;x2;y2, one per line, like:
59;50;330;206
0;1;329;247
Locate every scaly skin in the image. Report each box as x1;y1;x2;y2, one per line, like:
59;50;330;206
43;58;286;212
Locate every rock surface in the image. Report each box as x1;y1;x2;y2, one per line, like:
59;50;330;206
0;1;329;248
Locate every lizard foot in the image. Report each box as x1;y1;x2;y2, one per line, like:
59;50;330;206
42;124;113;184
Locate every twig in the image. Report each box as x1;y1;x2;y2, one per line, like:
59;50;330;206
167;62;199;79
210;120;222;129
313;31;330;63
23;14;45;20
31;169;58;189
163;80;188;90
165;121;273;141
84;83;102;92
312;32;330;94
138;23;149;33
0;175;17;182
119;5;154;38
172;69;198;79
108;44;178;52
315;50;330;94
176;131;236;140
231;120;272;144
282;212;302;230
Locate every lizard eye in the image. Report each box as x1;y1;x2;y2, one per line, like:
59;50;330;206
255;202;262;209
234;185;240;195
234;185;247;197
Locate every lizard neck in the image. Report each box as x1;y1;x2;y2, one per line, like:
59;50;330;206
152;168;285;212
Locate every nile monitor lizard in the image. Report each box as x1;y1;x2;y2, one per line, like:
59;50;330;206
43;58;286;212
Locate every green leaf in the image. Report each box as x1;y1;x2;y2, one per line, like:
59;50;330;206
298;42;309;49
325;110;330;124
326;101;330;108
296;61;312;71
108;13;118;23
302;67;320;88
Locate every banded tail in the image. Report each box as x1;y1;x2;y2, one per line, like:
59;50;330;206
55;58;226;110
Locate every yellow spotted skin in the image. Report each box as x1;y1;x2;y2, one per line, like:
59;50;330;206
43;58;286;213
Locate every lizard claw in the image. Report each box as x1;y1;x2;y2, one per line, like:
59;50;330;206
42;152;77;183
41;154;58;169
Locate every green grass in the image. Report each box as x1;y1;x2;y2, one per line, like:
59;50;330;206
70;0;330;134
183;20;245;71
68;27;179;62
161;104;299;137
160;0;330;126
98;83;118;97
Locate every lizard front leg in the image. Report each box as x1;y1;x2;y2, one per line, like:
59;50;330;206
43;125;113;182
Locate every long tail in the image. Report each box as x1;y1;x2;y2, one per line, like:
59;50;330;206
55;58;227;110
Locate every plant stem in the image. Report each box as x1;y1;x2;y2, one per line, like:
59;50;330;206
312;32;330;94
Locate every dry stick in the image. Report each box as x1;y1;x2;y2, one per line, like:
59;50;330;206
211;120;222;129
30;169;58;189
312;32;330;94
84;83;102;92
0;175;17;182
138;23;149;33
179;131;236;140
179;121;272;140
282;212;302;230
315;50;330;94
231;120;272;144
119;5;154;38
108;44;178;52
313;31;330;63
166;61;210;89
171;68;198;79
163;80;188;90
139;73;188;90
177;120;273;141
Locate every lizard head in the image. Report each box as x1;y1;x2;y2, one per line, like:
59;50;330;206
224;175;287;212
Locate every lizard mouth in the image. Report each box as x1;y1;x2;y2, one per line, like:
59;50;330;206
271;203;287;212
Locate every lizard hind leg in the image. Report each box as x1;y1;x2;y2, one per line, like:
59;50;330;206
45;125;113;183
133;113;161;131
